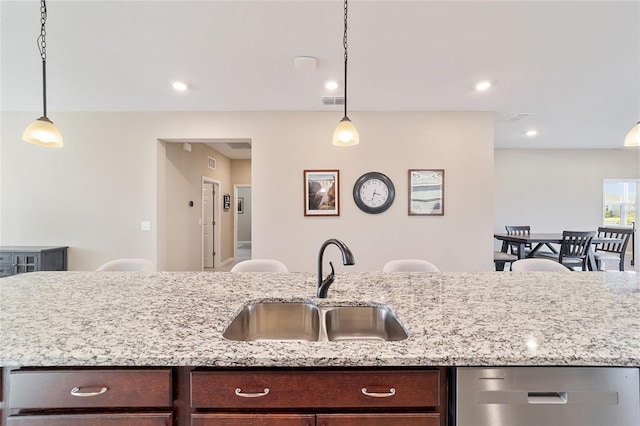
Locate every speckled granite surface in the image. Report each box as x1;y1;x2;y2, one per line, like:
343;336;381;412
1;271;639;367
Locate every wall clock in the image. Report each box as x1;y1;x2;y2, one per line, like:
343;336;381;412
353;172;395;214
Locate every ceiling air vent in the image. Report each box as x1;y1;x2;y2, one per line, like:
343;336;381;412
208;156;216;170
227;142;252;150
322;96;345;106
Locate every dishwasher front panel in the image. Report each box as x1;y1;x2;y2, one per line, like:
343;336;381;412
457;367;640;426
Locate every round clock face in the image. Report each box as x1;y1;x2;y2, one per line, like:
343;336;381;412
353;172;395;214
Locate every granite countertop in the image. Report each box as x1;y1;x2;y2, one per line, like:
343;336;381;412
1;271;639;367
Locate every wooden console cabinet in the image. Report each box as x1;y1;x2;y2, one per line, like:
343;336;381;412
0;247;67;278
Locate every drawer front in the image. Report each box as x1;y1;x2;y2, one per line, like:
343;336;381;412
7;413;172;426
9;369;172;409
317;413;440;426
191;370;440;409
192;413;315;426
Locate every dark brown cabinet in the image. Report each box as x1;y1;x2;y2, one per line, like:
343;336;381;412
3;367;448;425
190;368;446;426
0;247;67;277
5;368;172;426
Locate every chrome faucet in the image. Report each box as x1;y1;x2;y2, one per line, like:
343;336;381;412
317;238;355;298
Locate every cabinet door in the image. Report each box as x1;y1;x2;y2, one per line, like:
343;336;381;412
0;252;14;277
192;413;314;426
13;254;39;274
6;412;172;426
317;413;440;426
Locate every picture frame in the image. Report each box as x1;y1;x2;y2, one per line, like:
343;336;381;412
408;169;444;216
237;197;244;214
304;170;340;216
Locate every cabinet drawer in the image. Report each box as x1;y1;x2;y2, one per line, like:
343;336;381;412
6;412;172;426
191;370;440;409
9;369;172;409
192;413;314;426
317;413;440;426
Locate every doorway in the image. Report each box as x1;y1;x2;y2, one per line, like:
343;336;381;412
202;177;221;269
234;185;252;261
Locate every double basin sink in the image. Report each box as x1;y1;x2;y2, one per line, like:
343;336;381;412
223;301;408;342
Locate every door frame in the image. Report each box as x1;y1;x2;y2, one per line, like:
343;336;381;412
202;176;221;270
234;184;252;261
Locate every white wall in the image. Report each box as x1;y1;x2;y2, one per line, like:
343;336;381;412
494;149;640;270
1;111;494;272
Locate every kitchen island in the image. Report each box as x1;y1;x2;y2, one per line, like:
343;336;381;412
1;271;639;425
2;271;639;367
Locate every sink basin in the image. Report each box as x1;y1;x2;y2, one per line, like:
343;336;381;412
222;302;320;341
324;306;408;341
222;302;408;342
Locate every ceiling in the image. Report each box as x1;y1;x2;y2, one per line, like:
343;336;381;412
2;0;639;153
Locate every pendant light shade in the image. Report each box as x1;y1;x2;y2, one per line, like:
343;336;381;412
624;121;640;147
333;0;358;146
23;117;63;148
23;0;63;148
333;117;359;146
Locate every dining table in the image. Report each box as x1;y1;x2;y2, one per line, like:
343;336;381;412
493;232;623;271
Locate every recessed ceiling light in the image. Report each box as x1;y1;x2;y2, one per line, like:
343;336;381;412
325;81;339;91
172;81;188;92
475;81;492;91
525;130;538;137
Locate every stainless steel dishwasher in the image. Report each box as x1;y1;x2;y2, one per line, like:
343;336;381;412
457;367;640;426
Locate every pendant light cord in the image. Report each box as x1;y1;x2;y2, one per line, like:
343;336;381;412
38;0;48;118
343;0;348;118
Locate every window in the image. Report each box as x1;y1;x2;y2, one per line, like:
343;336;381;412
603;180;637;226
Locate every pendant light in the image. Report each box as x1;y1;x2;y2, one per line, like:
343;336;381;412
22;0;63;148
332;0;359;146
624;121;640;147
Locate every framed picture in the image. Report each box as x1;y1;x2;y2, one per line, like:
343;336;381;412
237;197;244;214
408;169;444;216
304;170;340;216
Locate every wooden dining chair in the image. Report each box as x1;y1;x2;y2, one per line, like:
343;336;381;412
594;226;634;271
504;225;531;256
537;230;595;271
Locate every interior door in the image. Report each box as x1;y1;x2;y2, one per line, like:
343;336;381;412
203;182;214;268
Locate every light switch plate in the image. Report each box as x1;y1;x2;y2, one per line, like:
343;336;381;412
141;221;151;231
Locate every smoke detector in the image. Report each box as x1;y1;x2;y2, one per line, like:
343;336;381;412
294;56;317;71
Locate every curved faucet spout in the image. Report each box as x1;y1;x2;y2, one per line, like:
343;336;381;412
317;238;355;298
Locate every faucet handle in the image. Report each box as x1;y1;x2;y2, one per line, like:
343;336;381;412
327;261;335;281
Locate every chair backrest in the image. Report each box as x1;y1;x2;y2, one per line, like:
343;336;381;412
230;259;289;272
511;258;571;272
382;259;440;272
559;230;595;262
505;225;531;236
97;258;155;272
596;226;634;255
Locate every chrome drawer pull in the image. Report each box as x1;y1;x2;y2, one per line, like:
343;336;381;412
235;387;270;398
70;386;108;397
361;387;396;398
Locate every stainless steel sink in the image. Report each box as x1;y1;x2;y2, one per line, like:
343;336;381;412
324;306;408;341
222;302;321;341
222;301;408;342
